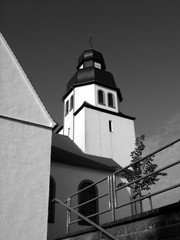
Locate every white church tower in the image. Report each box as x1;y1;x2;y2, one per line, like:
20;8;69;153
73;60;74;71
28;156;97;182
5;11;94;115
59;48;136;167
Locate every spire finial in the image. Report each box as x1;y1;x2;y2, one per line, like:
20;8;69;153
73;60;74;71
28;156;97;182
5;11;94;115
88;33;93;49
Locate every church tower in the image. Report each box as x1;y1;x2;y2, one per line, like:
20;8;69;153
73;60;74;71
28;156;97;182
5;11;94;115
59;48;136;167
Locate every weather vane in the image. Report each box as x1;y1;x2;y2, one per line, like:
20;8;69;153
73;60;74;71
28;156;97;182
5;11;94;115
88;33;93;49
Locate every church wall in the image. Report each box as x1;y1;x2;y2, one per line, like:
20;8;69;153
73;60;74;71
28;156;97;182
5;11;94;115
110;116;135;167
48;162;131;240
0;117;52;240
74;108;86;152
0;33;54;127
84;108;135;167
74;84;96;112
84;109;102;156
63;91;74;139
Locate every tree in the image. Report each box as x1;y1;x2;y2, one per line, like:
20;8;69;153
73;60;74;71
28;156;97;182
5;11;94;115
118;135;167;212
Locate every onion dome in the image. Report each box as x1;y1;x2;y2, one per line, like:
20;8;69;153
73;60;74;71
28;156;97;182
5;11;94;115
64;49;123;102
77;49;106;70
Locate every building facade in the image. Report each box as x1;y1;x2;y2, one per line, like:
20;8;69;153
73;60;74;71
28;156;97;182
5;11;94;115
59;49;136;167
48;134;132;240
0;33;56;240
48;48;136;239
0;33;137;240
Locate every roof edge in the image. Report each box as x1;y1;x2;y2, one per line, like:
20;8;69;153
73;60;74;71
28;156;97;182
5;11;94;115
74;102;136;120
0;32;56;128
52;146;117;172
62;81;123;102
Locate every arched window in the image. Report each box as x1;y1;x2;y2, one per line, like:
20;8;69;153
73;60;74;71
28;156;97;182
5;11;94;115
65;100;69;115
48;176;56;223
98;90;105;105
78;180;99;225
108;93;115;108
70;95;74;111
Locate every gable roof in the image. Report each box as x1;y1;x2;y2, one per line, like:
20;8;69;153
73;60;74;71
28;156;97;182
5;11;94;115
0;32;56;128
52;133;120;172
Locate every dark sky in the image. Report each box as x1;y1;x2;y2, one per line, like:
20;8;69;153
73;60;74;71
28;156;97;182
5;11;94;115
1;0;180;139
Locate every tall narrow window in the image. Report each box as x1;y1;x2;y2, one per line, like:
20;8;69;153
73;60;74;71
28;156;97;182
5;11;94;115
68;127;70;136
109;120;113;132
65;100;69;115
108;93;115;108
98;90;105;105
70;95;74;111
48;176;56;223
78;180;99;225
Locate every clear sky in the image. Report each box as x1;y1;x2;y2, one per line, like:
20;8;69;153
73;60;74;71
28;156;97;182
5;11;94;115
1;0;180;141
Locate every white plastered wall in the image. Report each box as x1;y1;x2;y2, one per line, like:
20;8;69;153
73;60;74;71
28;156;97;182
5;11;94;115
0;118;52;240
63;91;74;139
84;108;135;167
0;32;55;240
74;108;86;152
62;83;120;140
74;84;96;111
0;33;54;127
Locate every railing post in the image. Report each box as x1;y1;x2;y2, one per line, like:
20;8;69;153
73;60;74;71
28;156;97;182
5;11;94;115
54;198;119;240
108;176;111;210
130;194;134;216
148;193;153;210
110;174;116;221
66;198;71;234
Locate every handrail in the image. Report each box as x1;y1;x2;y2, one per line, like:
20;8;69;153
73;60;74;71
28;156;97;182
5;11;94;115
68;176;108;198
73;192;109;209
53;198;119;240
66;175;112;230
115;159;180;193
57;137;180;236
114;138;180;175
115;182;180;210
112;138;180;213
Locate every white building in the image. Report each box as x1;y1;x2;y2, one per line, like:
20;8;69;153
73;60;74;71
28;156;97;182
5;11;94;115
0;32;137;240
59;48;136;167
0;32;56;240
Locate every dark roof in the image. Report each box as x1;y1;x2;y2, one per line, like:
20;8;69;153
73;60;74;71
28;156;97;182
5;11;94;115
51;133;119;172
63;49;123;102
64;67;122;101
53;124;63;133
77;49;106;70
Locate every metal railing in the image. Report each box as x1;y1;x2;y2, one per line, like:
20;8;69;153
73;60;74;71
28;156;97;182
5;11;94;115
65;175;115;232
55;138;180;237
53;197;119;240
113;138;180;216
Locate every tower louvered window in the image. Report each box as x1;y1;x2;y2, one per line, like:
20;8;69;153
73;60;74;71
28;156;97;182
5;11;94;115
65;100;69;115
98;90;105;105
108;93;115;108
70;95;74;110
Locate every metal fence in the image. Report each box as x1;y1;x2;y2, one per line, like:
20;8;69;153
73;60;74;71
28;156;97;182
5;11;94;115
64;175;114;233
58;138;180;234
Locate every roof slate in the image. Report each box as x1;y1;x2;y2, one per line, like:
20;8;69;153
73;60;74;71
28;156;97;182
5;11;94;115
52;133;120;172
